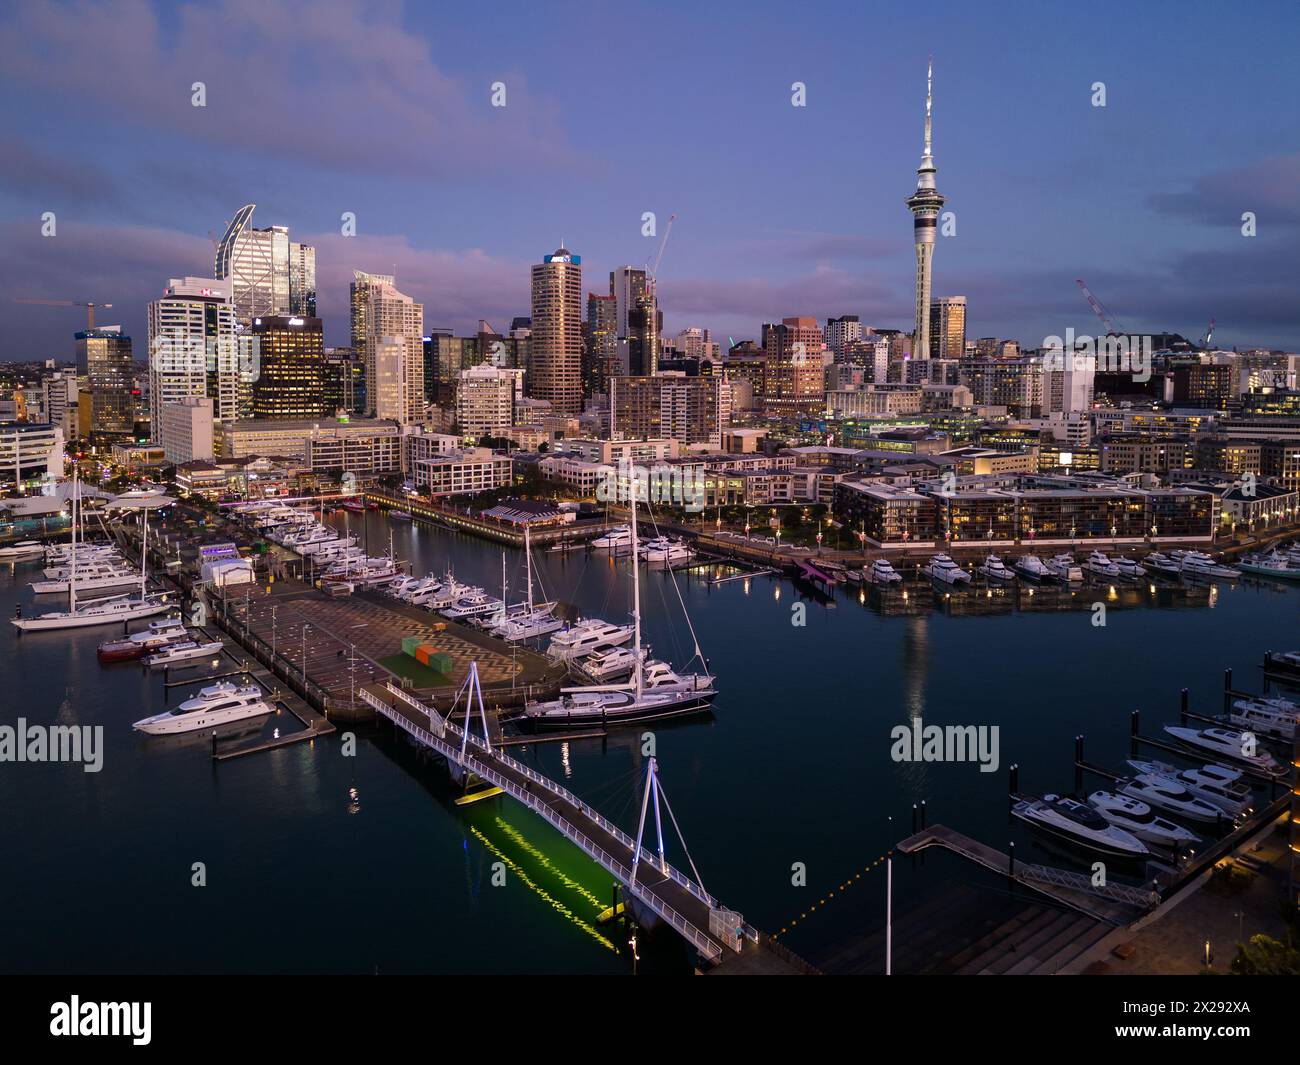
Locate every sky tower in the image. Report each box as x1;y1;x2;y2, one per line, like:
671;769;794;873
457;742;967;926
905;59;945;362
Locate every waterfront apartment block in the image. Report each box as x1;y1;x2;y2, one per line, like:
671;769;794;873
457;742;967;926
224;417;401;477
414;447;512;497
0;421;64;489
557;438;680;466
158;395;215;465
834;475;1218;548
608;374;729;448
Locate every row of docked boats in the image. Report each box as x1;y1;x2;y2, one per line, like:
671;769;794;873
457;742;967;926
852;548;1243;588
590;525;695;564
96;616;223;667
1237;541;1300;580
10;472;172;632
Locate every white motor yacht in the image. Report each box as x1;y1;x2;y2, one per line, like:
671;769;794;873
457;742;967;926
591;526;632;550
1163;726;1282;775
863;559;904;584
1045;554;1083;582
922;554;971;585
640;536;692;564
1126;760;1253;818
978;555;1015;581
1012;555;1057;582
0;540;44;561
1230;696;1298;741
1120;773;1227;824
1011;794;1149;858
1171;550;1239;580
441;592;505;620
1086;550;1120;578
1087;790;1201;848
491;608;565;642
142;640;226;667
133;686;273;735
1114;556;1146;578
580;646;639;681
1143;552;1181;576
547;619;634;661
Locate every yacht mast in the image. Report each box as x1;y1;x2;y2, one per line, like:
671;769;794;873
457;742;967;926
630;477;643;701
524;524;533;611
138;503;148;601
68;469;78;615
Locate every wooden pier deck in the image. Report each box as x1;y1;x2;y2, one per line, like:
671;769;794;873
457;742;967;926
896;824;1155;924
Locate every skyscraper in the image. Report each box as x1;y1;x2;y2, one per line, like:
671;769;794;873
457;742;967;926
825;315;863;359
530;246;583;415
251;315;325;420
147;277;243;442
929;296;966;360
75;326;133;443
586;292;619;396
214;204;315;327
627;292;662;377
760;317;826;416
609;266;648;339
905;60;945;363
350;271;424;424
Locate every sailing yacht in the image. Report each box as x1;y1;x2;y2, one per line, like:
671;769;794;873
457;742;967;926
13;475;171;632
489;527;561;641
525;492;716;728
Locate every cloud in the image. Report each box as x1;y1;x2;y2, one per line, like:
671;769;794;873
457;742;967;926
0;0;576;181
1148;154;1300;230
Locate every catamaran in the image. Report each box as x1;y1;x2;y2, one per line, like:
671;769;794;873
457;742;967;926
13;474;171;632
526;490;715;728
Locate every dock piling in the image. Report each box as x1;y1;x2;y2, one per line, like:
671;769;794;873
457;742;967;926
1223;668;1232;713
1129;709;1140;758
1180;687;1189;724
1073;735;1083;794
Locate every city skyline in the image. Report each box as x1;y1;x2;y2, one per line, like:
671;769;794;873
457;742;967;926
1;0;1298;360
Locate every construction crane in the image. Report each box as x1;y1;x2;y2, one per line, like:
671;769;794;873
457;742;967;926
646;212;677;295
1074;279;1121;336
15;299;113;330
1200;317;1216;350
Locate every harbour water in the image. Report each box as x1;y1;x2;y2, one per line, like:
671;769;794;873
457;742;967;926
3;510;1296;973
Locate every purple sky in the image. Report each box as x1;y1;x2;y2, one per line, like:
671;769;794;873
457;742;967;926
1;0;1298;360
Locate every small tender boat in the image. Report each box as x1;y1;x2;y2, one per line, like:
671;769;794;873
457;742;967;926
390;510;413;521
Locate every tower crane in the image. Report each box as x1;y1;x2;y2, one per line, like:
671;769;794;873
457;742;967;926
646;213;676;295
1200;317;1216;350
15;298;113;330
1074;279;1121;336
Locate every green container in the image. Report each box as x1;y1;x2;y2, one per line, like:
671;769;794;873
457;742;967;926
401;635;421;656
427;652;452;675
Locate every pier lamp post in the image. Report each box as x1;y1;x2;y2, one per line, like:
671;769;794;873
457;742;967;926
302;623;311;686
270;605;277;663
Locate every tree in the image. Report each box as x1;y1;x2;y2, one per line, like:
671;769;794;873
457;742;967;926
1231;934;1300;975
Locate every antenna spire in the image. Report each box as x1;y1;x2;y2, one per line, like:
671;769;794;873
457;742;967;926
923;56;934;159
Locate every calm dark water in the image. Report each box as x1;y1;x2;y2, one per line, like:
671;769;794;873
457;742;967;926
2;512;1295;973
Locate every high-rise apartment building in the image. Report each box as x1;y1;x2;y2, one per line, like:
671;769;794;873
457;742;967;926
323;347;363;415
825;315;863;358
761;317;826;416
609;266;649;339
929;296;966;360
213;204;315;328
146;277;244;442
627;292;662;377
530;247;584;415
905;61;944;362
75;327;134;443
456;363;519;438
610;374;730;448
350;271;424;424
251;315;325;420
586;293;619;396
